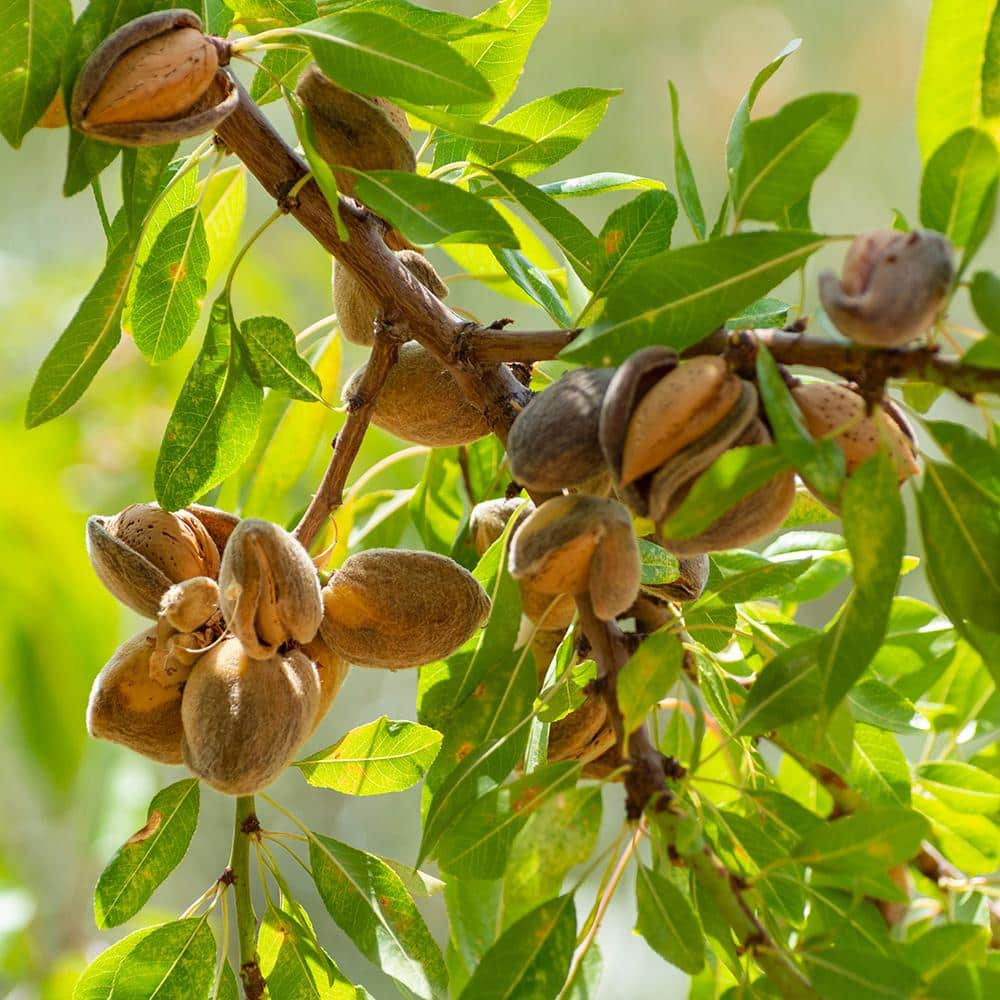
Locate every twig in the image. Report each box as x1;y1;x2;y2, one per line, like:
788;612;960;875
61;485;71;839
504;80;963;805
229;796;264;999
459;327;581;364
293;332;401;550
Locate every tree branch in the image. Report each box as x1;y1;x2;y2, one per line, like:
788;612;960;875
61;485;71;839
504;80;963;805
685;327;1000;399
294;332;400;551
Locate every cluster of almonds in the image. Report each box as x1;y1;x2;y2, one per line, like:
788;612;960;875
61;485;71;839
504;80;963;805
86;504;490;794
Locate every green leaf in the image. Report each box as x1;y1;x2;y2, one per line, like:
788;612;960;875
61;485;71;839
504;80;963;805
0;0;72;147
756;344;845;501
468;87;619;177
250;48;311;105
724;296;791;329
398;100;530;142
918;460;1000;678
107;917;217;1000
225;0;317;23
817;453;904;712
296;717;442;795
241;336;341;521
922;418;1000;498
258;902;355;998
790;807;929;872
502;786;601;926
324;0;510;39
442;0;549;122
920;127;1000;247
493;248;572;326
132;206;210;363
94;780;199;929
200;166;247;288
301;12;493;105
803;947;921;1000
734;92;858;224
917;0;1000;160
410;450;465;555
918;761;1000;814
618;631;683;735
634;865;705;974
971;269;1000;334
588;189;678;308
239;316;324;401
850;724;910;806
668;81;706;240
350;170;517;246
25;234;135;427
290;92;349;242
563;230;829;364
536;172;665;199
154;296;264;510
485;168;600;284
638;539;680;586
662;444;792;541
308;831;447;999
738;636;823;736
73;927;158;1000
726;38;802;185
457;894;576;1000
436;761;580;878
121;145;178;241
848;679;927;735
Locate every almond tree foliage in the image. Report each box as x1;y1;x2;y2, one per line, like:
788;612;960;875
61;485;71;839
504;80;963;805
3;1;1000;998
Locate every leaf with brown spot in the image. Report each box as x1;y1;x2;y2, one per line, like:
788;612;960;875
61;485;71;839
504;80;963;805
94;779;199;929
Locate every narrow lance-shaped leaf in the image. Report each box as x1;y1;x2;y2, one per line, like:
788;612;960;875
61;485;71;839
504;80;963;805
121;145;178;241
668;81;706;240
439;0;550;123
104;916;217;1000
634;865;705;975
154;296;264;510
238;316;325;402
618;630;684;735
73;926;158;1000
662;444;793;542
258;901;355;999
307;831;448;1000
349;169;518;247
916;0;999;160
0;0;72;147
726;38;802;185
436;761;580;879
918;458;1000;679
756;344;845;501
919;126;1000;247
817;453;904;712
486;168;600;285
468;87;620;177
493;248;573;326
738;634;824;737
585;189;679;316
562;230;829;364
26;234;135;428
734;92;858;224
94;779;199;929
200;165;247;288
295;717;442;795
291;95;349;240
231;0;317;24
457;895;577;1000
132;206;210;363
299;11;493;105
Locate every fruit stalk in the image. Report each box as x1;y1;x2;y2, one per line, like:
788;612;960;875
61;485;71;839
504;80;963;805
230;795;265;999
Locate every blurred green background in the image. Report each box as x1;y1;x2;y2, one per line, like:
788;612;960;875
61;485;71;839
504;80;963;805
0;1;972;996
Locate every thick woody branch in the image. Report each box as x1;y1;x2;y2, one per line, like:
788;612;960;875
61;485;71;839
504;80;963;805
294;332;400;551
214;84;530;440
686;327;1000;399
460;327;581;364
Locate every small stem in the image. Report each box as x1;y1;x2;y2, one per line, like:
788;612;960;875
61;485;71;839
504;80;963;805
230;796;264;1000
462;327;582;363
293;331;401;550
91;178;112;239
